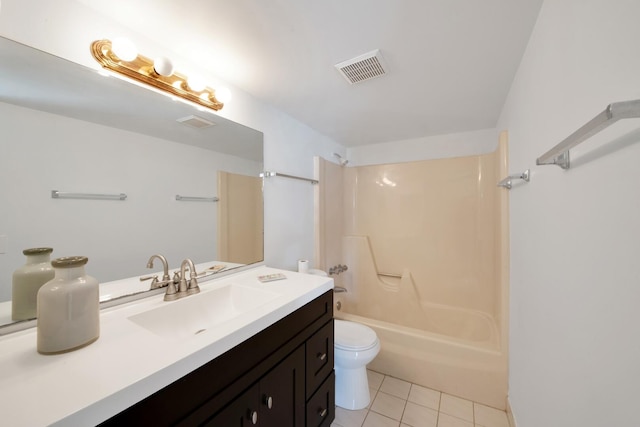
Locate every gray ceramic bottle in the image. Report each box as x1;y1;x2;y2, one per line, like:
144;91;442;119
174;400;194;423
37;256;100;354
12;247;55;321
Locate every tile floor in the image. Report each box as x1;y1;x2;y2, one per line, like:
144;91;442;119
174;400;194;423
330;370;509;427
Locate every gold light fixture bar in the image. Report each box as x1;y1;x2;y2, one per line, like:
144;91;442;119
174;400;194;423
90;39;224;111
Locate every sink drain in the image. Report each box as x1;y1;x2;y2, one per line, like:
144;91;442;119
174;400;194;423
195;329;207;335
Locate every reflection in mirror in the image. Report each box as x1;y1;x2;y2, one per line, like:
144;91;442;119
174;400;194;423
0;36;264;329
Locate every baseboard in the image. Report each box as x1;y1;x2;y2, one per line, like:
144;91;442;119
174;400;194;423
506;396;517;427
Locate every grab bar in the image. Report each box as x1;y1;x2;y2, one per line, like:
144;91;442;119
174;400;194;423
536;99;640;169
378;272;401;278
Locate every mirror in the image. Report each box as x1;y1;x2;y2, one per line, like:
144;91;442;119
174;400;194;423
0;36;264;329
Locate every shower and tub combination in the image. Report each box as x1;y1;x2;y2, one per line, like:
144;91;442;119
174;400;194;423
315;133;510;409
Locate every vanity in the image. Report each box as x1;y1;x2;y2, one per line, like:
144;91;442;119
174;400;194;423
0;265;334;427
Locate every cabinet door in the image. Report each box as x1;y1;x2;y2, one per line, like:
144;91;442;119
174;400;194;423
260;345;306;427
204;383;260;427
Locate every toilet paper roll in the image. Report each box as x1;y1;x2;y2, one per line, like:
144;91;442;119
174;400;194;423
297;259;309;274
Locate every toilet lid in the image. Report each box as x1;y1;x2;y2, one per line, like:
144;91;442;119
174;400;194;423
335;320;378;350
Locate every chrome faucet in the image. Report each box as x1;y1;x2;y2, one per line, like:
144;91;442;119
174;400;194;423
164;259;200;301
140;254;173;289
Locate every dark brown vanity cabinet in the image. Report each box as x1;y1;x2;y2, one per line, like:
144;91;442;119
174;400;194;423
100;290;334;427
204;346;305;426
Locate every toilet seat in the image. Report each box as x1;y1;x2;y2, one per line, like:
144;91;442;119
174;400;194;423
335;320;379;351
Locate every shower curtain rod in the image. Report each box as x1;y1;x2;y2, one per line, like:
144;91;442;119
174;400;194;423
260;171;319;185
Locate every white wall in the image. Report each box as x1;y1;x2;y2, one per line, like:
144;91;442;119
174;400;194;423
0;0;346;272
497;1;640;426
347;128;498;166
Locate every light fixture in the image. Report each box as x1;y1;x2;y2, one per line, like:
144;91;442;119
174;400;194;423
111;37;138;61
215;87;232;103
153;56;174;77
90;39;227;111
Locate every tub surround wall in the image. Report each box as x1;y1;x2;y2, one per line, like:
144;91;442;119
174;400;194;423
497;0;640;425
319;138;509;408
343;143;504;320
314;157;345;282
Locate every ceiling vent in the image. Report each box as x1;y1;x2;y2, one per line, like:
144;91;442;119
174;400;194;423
176;115;215;129
335;49;388;84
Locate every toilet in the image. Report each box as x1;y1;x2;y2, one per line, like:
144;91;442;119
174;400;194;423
334;319;381;410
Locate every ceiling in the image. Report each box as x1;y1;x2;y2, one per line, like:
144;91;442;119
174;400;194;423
77;0;544;147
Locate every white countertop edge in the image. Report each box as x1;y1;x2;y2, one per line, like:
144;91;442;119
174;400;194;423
0;265;333;427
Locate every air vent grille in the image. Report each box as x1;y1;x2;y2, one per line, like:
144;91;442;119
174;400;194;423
176;115;215;129
335;49;387;84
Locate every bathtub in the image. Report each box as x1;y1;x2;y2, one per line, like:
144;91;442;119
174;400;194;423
335;296;507;410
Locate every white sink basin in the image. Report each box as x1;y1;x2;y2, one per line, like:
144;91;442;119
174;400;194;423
128;284;280;339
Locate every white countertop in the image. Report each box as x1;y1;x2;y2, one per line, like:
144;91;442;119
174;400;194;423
0;265;333;427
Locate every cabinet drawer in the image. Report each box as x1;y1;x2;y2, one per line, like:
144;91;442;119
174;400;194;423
306;371;335;427
306;319;334;398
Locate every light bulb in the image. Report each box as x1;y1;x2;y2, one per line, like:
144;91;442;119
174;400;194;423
153;57;174;76
111;37;138;62
215;87;232;103
187;76;206;92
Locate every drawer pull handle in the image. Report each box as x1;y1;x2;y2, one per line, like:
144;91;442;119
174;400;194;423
317;352;327;361
319;408;328;417
249;410;258;424
264;395;273;409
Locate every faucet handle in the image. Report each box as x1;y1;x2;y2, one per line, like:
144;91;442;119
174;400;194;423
140;275;162;289
172;271;181;283
186;277;200;296
163;281;179;301
140;275;175;290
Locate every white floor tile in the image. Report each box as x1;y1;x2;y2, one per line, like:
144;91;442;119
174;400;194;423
356;372;504;427
408;384;441;411
401;401;438;427
335;406;368;427
332;423;344;427
474;403;510;427
380;376;412;400
368;370;385;390
439;394;473;422
370;391;407;421
437;413;473;427
363;411;401;427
